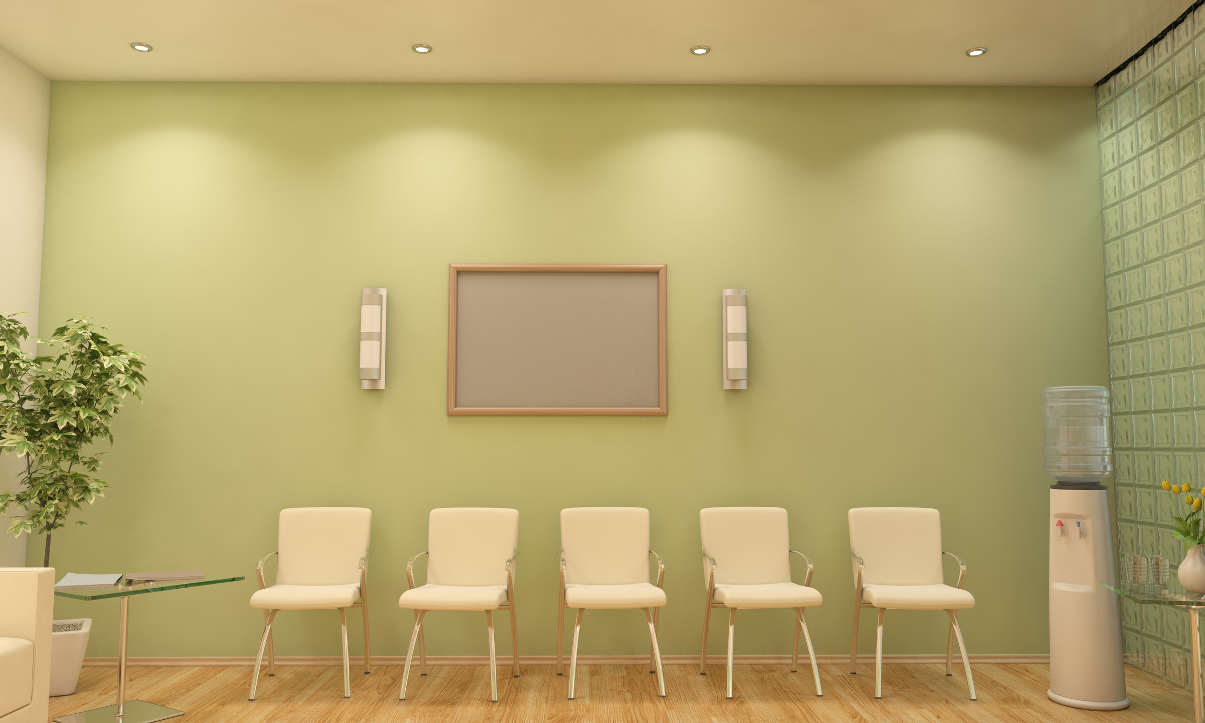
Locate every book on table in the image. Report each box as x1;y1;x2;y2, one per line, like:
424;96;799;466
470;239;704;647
55;570;205;587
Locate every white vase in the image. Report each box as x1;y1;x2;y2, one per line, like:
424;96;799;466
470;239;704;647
49;618;90;696
1179;546;1205;594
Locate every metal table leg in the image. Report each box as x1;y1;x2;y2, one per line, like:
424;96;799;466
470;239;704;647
1193;608;1203;723
54;597;184;723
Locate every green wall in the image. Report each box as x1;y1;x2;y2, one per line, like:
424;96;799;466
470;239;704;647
37;83;1103;660
1098;12;1205;689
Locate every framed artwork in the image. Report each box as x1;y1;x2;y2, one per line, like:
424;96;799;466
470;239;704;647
448;264;667;415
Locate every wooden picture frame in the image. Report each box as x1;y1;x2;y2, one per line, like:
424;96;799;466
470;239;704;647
448;264;667;416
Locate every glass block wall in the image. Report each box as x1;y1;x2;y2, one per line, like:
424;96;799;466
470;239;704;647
1100;5;1205;688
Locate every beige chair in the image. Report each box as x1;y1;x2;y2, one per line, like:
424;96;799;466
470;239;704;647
557;507;667;700
698;507;823;699
848;507;975;700
0;568;52;723
398;507;519;703
249;507;372;700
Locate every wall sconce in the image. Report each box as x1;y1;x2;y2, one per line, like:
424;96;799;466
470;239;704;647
360;288;386;390
722;288;747;390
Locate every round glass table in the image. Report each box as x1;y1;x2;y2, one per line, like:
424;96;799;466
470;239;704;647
1109;581;1205;723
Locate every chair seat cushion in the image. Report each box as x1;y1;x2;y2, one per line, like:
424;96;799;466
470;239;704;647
398;584;508;611
565;582;666;609
714;582;823;609
250;583;360;610
862;583;975;610
0;636;34;717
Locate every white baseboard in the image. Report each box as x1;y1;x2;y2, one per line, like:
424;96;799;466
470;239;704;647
84;653;1049;667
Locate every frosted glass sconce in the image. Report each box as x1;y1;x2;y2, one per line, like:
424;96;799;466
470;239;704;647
722;288;747;390
360;288;386;390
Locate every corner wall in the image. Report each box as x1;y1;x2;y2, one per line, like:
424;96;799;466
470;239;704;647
0;45;49;567
1098;4;1205;690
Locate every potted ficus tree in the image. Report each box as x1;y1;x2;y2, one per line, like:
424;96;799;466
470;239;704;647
0;313;146;695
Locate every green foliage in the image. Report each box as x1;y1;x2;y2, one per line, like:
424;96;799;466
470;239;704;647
0;313;146;565
1173;507;1205;550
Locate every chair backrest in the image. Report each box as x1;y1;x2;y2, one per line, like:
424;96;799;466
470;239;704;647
699;507;791;586
427;507;519;586
847;507;943;586
561;507;650;585
276;507;372;586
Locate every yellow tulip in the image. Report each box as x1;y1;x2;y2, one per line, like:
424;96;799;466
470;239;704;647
1195;498;1202;511
1188;495;1197;507
1164;480;1173;490
1173;483;1182;493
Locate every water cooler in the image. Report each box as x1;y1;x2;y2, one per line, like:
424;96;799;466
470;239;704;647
1044;385;1128;710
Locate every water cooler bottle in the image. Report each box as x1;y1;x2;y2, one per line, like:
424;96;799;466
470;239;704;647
1044;386;1128;710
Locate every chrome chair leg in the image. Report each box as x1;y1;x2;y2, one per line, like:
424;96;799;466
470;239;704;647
792;608;801;672
726;608;736;699
699;598;713;675
947;611;976;700
399;611;425;700
849;597;861;674
419;620;427;676
362;601;372;675
874;608;885;699
799;609;822;696
509;602;520;679
945;614;955;676
264;610;276;677
644;608;666;697
339;608;351;698
555;588;566;676
249;610;277;701
486;610;499;702
568;609;583;700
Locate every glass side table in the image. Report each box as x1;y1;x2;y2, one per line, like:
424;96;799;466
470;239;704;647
53;574;244;723
1109;581;1205;723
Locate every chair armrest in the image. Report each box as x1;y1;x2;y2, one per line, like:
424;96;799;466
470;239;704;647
256;551;278;589
790;548;815;587
406;551;429;590
943;551;967;588
649;549;665;588
701;553;718;604
850;551;865;591
505;556;516;602
703;553;718;592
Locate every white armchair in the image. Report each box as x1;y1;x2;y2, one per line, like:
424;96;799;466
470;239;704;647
698;507;823;699
556;507;667;700
848;506;975;700
0;567;52;723
397;507;519;703
248;507;372;700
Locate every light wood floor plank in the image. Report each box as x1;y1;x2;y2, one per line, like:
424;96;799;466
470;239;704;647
49;662;1194;721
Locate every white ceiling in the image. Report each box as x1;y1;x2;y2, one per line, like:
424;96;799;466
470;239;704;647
0;0;1191;85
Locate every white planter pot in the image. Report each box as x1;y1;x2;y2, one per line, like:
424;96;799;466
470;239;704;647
1179;545;1205;595
49;618;90;697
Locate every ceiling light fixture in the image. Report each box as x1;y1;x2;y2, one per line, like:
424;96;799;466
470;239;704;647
412;44;432;54
690;45;710;56
965;47;987;57
129;41;153;53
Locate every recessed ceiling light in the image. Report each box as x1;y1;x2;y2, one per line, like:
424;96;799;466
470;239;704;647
412;44;432;54
965;47;987;57
129;41;153;53
690;45;710;56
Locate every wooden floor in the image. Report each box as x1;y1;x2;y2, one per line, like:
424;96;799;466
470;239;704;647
49;662;1194;721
